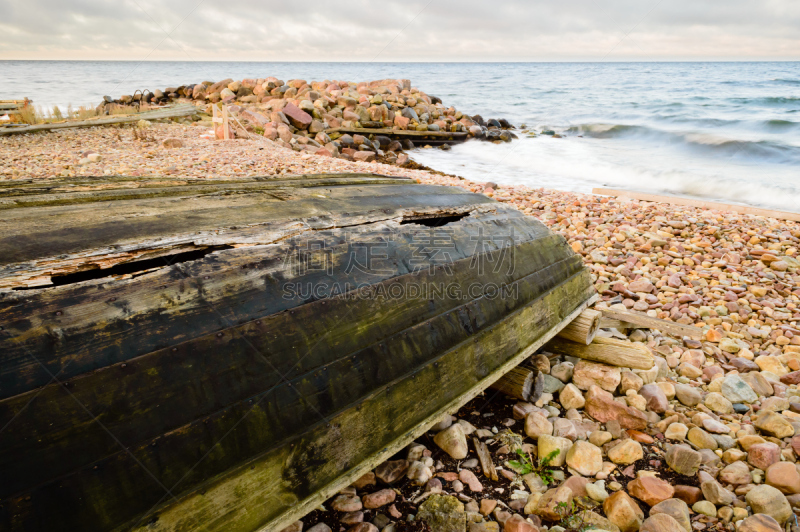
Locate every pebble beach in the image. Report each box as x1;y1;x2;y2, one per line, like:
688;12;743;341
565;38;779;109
3;82;800;532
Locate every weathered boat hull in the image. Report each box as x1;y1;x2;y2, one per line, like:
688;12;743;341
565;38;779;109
0;174;595;532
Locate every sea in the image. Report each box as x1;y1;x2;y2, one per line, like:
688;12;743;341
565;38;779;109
2;61;799;211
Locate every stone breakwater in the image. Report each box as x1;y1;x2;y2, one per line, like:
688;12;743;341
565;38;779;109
102;78;517;164
5;122;800;532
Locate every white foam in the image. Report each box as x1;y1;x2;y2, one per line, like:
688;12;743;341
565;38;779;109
411;135;800;213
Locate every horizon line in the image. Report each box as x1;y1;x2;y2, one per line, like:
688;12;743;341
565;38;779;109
2;59;800;63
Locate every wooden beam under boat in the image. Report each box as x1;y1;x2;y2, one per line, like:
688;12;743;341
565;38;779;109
326;127;468;145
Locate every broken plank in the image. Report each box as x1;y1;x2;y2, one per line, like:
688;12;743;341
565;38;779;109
598;317;633;330
0;104;198;136
598;307;702;339
556;308;601;345
473;437;498;481
326;127;468;145
488;366;535;401
545;336;654;370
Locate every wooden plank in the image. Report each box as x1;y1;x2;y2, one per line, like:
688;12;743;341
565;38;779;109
488;367;535;401
326;127;468;139
556;308;601;344
599;307;702;339
598;317;633;330
0;104;198;136
592;188;800;223
545;336;655;370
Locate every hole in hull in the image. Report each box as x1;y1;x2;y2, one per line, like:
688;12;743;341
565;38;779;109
400;213;468;227
14;245;234;290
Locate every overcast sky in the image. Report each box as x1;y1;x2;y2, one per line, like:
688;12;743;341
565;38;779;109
1;0;799;61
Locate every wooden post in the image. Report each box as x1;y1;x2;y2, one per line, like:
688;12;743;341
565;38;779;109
545;336;654;370
598;308;702;339
488;366;535;401
222;104;230;140
556;308;601;345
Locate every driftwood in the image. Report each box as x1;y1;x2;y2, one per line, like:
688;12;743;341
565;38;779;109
598;307;702;340
0;104;198;136
489;367;536;401
556;308;601;345
473;437;498;481
545;336;655;370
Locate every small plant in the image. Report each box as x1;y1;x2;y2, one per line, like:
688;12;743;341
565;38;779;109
555;501;596;532
536;449;560;485
508;447;560;485
508;448;535;475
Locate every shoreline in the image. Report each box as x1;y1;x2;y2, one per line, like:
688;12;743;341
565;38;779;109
3;111;800;531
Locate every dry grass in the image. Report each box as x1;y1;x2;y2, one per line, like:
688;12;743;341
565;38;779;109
11;103;140;125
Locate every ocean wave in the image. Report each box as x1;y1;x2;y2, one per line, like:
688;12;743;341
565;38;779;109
730;96;800;105
566;123;800;164
410;140;800;212
772;78;800;85
653;116;800;131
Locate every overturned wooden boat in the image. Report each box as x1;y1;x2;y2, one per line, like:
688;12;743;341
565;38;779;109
0;173;595;532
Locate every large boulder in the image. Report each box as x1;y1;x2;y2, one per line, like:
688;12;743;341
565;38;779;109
282;102;313;130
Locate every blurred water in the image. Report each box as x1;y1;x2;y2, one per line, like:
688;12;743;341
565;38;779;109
2;61;799;210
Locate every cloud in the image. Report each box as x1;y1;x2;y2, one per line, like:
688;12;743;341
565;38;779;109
1;0;799;60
